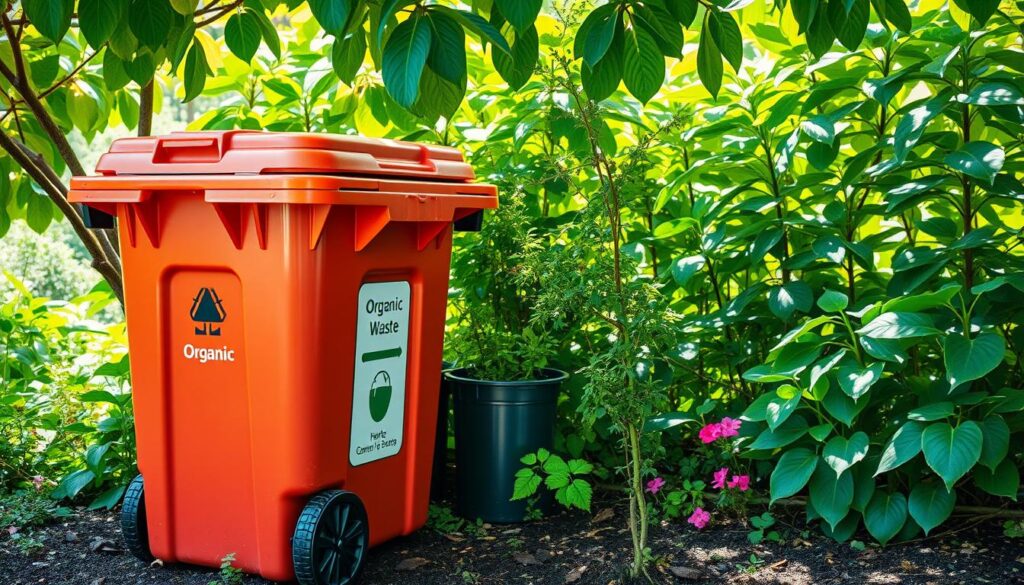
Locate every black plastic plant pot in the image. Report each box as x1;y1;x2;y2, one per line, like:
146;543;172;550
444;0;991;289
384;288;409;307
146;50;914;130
447;368;567;523
431;361;455;502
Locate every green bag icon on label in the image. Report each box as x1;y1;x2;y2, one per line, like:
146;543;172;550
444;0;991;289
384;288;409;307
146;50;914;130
369;370;393;423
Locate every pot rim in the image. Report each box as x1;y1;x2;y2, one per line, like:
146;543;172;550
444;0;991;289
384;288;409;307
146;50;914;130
443;367;569;386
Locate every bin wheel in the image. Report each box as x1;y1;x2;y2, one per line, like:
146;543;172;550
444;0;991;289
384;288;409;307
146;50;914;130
121;474;154;562
292;490;369;585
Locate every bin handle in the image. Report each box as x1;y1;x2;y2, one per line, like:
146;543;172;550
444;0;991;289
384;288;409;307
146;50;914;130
152;132;239;164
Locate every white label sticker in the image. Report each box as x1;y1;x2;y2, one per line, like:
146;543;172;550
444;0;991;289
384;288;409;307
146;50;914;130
350;281;410;466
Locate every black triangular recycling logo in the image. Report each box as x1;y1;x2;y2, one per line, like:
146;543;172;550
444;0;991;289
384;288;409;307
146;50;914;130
190;287;226;336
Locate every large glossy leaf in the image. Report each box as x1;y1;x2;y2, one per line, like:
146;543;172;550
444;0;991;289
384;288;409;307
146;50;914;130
921;421;983;490
494;0;542;32
768;281;813;321
493;25;537;90
837;362;883;402
697;20;723;99
864;491;907;545
622;25;664;104
973;458;1020;500
770;448;818;503
977;415;1009;472
309;0;352;35
943;332;1005;389
129;0;173;48
809;464;854;530
893;96;950;162
79;0;125;49
823;432;869;477
382;15;432;109
908;482;955;535
944;142;1005;184
225;9;263;63
875;421;924;475
22;0;74;43
857;312;939;339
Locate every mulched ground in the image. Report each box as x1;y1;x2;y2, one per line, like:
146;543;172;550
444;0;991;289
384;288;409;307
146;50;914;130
2;495;1022;585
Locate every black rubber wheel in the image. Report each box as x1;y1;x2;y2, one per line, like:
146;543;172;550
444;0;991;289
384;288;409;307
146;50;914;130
292;490;369;585
121;474;153;562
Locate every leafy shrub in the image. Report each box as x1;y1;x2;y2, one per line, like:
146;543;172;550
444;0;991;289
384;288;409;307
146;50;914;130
0;273;133;508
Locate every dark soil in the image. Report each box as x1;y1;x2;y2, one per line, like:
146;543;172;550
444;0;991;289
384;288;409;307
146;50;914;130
3;496;1023;585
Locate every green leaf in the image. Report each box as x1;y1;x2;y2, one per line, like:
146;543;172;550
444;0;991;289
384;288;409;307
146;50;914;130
493;24;538;91
944;333;1005;389
955;0;1001;25
875;421;925;476
579;6;619;67
907;482;955;536
878;0;912;32
183;41;208;103
666;0;699;26
494;0;542;32
697;19;724;99
771;448;818;503
332;30;368;83
801;115;835;143
129;0;173;48
978;415;1009;472
437;7;511;55
857;312;939;339
823;432;869;477
864;491;907;545
102;49;130;91
225;8;263;63
809;464;854;530
643;412;698;433
748;415;809;450
512;470;542;500
170;0;198;14
26;194;53;233
837;362;883;402
708;11;742;72
817;290;849;313
829;0;869;50
766;385;801;431
88;485;127;511
768;280;814;321
382;14;432;109
622;25;664;104
963;82;1024;106
944;142;1005;184
79;0;125;49
922;421;983;491
973;458;1019;500
309;0;352;35
22;0;74;43
427;11;466;86
671;255;705;287
893;96;950;162
52;469;96;500
822;381;869;426
907;402;954;422
582;27;624;103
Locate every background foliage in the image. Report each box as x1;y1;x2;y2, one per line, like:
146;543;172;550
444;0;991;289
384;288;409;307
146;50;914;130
1;0;1023;568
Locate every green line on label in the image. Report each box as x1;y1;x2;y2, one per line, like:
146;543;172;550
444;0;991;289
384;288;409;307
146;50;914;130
362;347;402;362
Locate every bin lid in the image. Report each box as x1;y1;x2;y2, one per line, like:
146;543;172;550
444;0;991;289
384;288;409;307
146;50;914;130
95;130;477;181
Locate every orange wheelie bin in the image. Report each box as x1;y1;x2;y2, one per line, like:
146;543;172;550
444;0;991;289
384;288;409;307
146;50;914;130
68;131;497;584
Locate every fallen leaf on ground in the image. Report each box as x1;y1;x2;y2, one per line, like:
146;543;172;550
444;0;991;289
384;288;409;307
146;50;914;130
514;552;541;566
565;565;587;583
89;537;119;553
668;566;704;579
769;559;788;571
396;557;430;571
149;559;164;568
591;508;614;523
442;533;464;543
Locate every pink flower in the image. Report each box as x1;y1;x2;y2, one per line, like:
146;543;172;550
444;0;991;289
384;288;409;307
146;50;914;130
7;526;18;536
728;474;750;492
687;507;711;530
646;477;665;495
32;476;44;491
719;417;742;438
699;423;722;443
712;467;729;490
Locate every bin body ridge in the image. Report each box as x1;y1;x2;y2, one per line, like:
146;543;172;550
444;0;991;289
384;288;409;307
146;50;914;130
68;131;497;582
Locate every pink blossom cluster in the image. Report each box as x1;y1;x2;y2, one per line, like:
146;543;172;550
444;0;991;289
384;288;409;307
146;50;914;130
698;417;742;443
711;467;749;491
687;507;710;529
645;477;666;495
